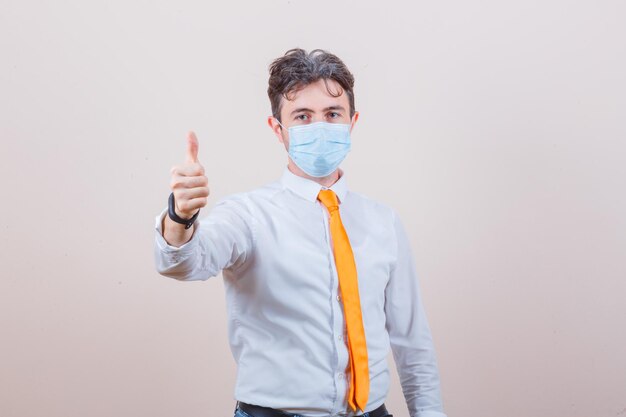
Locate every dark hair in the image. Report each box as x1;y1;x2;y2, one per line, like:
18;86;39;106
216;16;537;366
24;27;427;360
267;48;356;122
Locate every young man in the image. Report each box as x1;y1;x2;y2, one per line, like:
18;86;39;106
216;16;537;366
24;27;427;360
154;48;446;417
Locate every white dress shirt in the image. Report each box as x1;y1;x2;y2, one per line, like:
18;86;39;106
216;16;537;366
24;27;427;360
153;166;446;417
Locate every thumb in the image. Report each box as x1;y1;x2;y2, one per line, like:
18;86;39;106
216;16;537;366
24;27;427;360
186;131;199;163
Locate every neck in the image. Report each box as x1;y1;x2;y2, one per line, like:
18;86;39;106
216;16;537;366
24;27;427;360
287;160;341;188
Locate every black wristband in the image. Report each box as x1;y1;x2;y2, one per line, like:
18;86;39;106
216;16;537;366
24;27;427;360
168;192;200;229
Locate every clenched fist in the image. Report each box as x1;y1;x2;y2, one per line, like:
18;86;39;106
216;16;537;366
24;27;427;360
169;131;210;219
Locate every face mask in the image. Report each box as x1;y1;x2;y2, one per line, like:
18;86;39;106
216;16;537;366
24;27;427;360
278;121;352;177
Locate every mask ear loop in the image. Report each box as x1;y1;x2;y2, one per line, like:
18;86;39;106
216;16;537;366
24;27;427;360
276;119;289;150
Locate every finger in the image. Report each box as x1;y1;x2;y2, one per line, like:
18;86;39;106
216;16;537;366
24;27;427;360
175;186;210;201
186;197;208;211
186;131;199;164
171;163;205;177
176;197;208;214
170;174;208;190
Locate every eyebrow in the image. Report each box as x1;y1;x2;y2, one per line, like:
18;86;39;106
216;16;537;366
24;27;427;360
290;105;347;116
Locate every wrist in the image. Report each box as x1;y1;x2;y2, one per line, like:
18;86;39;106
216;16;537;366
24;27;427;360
168;192;200;229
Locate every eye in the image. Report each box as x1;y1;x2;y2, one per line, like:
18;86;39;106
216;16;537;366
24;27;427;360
294;114;309;121
327;111;341;119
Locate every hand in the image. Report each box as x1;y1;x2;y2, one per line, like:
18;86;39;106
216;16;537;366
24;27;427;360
169;131;210;219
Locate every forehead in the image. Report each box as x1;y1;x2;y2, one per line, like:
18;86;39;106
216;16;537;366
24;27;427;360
280;79;349;114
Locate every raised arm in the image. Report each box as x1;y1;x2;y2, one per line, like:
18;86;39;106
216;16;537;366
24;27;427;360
153;132;254;281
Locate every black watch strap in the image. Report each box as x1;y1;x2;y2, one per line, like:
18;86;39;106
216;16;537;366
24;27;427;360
168;192;200;229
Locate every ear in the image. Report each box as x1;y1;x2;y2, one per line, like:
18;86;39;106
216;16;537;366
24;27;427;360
267;116;285;144
349;111;359;133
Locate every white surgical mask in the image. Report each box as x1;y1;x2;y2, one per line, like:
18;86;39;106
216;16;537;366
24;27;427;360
278;121;351;177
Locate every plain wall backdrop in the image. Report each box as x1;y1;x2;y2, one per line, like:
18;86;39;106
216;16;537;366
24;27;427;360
1;1;625;416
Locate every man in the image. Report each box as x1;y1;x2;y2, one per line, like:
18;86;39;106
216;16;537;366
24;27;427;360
154;48;446;417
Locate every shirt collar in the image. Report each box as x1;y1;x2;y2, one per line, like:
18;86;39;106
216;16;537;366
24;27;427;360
280;165;349;204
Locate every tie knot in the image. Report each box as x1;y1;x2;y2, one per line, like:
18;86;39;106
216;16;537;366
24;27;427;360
317;189;339;212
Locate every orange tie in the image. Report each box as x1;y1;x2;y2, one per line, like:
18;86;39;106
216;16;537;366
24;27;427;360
317;189;369;413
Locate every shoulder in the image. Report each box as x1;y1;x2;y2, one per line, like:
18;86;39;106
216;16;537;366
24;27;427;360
212;179;283;210
345;189;398;221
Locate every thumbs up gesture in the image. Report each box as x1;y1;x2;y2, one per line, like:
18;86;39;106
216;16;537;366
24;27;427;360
169;131;210;219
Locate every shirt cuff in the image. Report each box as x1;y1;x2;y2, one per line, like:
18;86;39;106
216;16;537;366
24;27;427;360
415;410;448;417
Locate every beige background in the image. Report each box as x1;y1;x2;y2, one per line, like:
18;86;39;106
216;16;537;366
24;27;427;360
1;1;625;416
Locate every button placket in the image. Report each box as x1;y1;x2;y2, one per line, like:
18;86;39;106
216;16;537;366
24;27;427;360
319;191;351;416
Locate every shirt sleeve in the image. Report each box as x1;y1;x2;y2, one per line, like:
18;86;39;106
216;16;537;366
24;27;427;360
153;194;255;281
384;209;447;417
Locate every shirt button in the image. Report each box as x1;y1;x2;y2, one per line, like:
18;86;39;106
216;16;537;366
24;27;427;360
338;334;343;341
336;295;341;301
337;372;344;379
